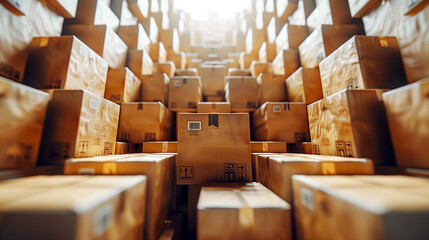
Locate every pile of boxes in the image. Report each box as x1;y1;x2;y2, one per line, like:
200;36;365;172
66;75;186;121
0;0;428;239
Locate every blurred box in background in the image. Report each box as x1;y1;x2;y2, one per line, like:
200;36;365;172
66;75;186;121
168;76;202;111
141;73;169;105
104;67;141;104
286;67;323;104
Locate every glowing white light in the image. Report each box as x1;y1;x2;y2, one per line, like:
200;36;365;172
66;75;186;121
175;0;251;20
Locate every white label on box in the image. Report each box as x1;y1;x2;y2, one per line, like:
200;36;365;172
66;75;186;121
93;204;113;237
162;142;168;152
90;99;99;110
273;106;281;112
77;168;95;175
187;121;202;131
262;142;268;152
79;45;87;57
174;80;181;86
301;187;315;211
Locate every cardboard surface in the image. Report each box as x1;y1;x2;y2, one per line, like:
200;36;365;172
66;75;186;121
117;24;150;51
141;73;169;105
200;66;226;96
168;76;202;111
272;49;300;77
104;67;141;104
257;73;287;104
197;102;231;113
286;67;323;104
143;142;177;153
127;49;154;76
63;0;119;29
225;77;258;112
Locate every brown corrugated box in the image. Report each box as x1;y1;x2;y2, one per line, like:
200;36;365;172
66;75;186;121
298;24;365;68
259;153;374;203
62;25;128;68
0;77;49;169
141;73;169;105
276;0;298;21
204;95;225;102
347;0;381;18
175;68;198;76
149;42;167;63
127;49;154;76
249;61;273;77
115;142;128;154
23;36;108;97
143;141;177;153
152;11;170;30
168;76;202;111
306;0;363;31
239;51;258;69
39;89;120;164
307;89;394;165
117;23;150;51
251;153;283;182
255;11;275;31
382;78;429;169
200;65;226;96
286;67;323;104
257;73;287;104
225;77;258;112
266;17;286;44
63;0;119;30
258;41;276;63
275;24;308;53
104;67;141;104
251;141;287;153
110;0;137;25
293;175;429;240
197;102;231;113
155;61;176;77
160;28;180;54
167;52;186;70
296;142;317;154
177;113;251;185
198;182;291;240
118;102;172;143
320;36;407;98
245;28;266;56
128;0;149;21
64;153;175;240
253;102;310;143
142;17;159;43
228;68;251;77
0;175;146;240
272;49;300;77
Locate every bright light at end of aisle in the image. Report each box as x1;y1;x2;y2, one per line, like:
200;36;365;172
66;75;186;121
175;0;251;20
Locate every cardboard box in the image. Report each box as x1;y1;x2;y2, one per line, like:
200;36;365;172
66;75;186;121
0;77;49;169
64;153;175;240
293;175;429;240
319;36;407;98
150;42;167;63
277;0;298;21
251;153;283;182
141;73;169;105
249;61;273;77
152;11;170;30
266;17;286;44
259;153;374;203
256;11;275;30
307;89;394;165
23;36;108;97
258;41;276;63
62;25;128;68
198;182;291;240
298;24;365;68
128;0;149;21
110;0;137;25
197;102;231;113
306;0;363;31
118;102;172;143
348;0;381;17
253;102;310;143
63;0;119;30
225;77;258;112
251;141;287;153
245;29;266;56
115;142;128;154
168;77;202;111
200;66;226;96
142;17;159;43
275;24;308;53
286;67;323;104
0;175;147;240
257;73;287;104
272;49;300;77
160;28;180;54
127;49;154;76
296;142;316;154
39;89;120;164
117;24;150;52
168;52;186;70
155;61;176;77
143;142;177;153
104;67;141;104
46;0;78;18
382;78;429;169
177;113;251;184
0;0;30;15
175;68;198;76
239;52;258;69
228;68;251;77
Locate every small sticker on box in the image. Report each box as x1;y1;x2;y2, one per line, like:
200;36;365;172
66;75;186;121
301;187;315;211
90;99;99;110
93;204;113;237
273;106;281;112
77;168;95;175
162;142;168;152
174;80;181;86
187;121;202;131
79;45;87;57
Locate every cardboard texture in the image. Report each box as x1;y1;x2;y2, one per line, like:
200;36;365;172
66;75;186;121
46;0;78;18
0;175;147;240
253;102;310;143
347;0;381;17
23;36;108;97
150;42;167;63
62;25;128;68
0;0;30;15
197;102;231;113
245;29;266;56
293;175;429;240
275;24;308;53
64;153;175;240
155;62;176;77
225;77;258;112
257;73;287;104
307;89;395;165
152;11;170;30
175;68;198;76
382;78;429;169
298;24;366;68
277;0;298;20
127;49;154;76
117;24;150;52
266;17;286;44
272;49;300;77
319;36;407;98
127;0;149;21
249;61;273;77
168;52;186;70
110;0;138;25
251;153;282;182
0;77;49;169
177;113;251;185
115;142;128;154
198;182;292;240
168;76;202;111
104;67;141;104
286;67;323;104
256;11;275;30
258;41;276;63
63;0;119;30
160;28;180;54
141;73;169;105
39;89;120;164
228;68;251;77
251;141;287;153
142;17;159;44
258;153;374;203
118;102;172;143
143;142;177;153
200;66;226;96
239;52;258;69
296;142;316;154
